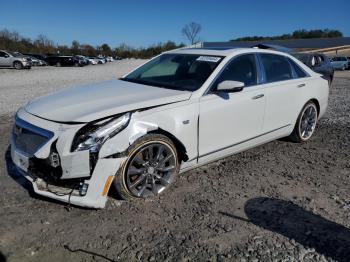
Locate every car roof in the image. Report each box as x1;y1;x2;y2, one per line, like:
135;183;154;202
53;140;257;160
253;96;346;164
167;47;243;56
166;47;291;57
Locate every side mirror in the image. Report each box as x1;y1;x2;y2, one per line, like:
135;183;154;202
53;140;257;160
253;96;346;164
216;80;245;93
4;54;9;58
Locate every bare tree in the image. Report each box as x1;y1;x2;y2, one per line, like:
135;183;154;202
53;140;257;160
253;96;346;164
34;34;55;54
182;22;202;45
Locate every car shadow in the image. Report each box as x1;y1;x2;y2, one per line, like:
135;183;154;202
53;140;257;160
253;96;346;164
0;251;6;262
220;197;350;262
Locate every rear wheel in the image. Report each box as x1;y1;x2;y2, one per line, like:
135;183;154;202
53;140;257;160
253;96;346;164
113;134;179;200
288;102;318;143
13;61;22;70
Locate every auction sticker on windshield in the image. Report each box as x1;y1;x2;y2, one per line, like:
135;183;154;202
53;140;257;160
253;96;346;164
196;56;222;63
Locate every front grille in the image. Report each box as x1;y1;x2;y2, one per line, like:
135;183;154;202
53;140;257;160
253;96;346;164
12;117;54;155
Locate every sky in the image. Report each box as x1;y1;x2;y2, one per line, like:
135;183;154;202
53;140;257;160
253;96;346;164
1;0;349;48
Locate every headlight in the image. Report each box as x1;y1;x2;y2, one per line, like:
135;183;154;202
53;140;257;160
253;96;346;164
71;112;131;152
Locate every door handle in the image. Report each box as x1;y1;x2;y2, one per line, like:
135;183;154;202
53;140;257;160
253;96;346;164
252;94;264;100
297;83;306;88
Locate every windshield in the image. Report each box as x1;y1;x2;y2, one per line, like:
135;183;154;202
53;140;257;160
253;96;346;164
121;53;223;91
8;51;22;57
332;57;347;61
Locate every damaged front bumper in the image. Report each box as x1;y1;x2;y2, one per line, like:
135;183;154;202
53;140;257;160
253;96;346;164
9;108;126;209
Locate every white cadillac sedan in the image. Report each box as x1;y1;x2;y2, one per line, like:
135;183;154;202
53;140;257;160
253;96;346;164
10;47;329;208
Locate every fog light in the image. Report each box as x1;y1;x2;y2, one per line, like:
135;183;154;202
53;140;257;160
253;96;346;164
79;182;89;196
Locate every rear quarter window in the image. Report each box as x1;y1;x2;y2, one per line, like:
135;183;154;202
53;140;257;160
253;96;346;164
289;59;308;78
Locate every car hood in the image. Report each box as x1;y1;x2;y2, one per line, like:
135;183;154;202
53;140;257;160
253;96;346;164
25;79;192;122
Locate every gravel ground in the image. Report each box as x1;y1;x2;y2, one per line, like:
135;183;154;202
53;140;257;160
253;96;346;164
0;59;146;115
0;67;349;262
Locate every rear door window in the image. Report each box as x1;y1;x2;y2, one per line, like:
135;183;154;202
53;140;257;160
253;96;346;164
260;54;293;83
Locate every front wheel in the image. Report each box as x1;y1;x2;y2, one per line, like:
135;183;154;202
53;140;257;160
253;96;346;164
113;134;179;200
13;61;23;70
288;102;318;143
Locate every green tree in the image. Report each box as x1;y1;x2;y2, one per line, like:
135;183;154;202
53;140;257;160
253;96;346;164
100;43;112;56
232;29;343;42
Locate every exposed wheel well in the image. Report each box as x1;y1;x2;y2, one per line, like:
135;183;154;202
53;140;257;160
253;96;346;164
149;129;189;162
309;98;320;116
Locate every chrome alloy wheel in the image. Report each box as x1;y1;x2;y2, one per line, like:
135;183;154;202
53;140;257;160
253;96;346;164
298;104;317;140
125;142;177;198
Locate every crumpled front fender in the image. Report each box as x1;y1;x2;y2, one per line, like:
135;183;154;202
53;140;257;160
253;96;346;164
98;120;158;158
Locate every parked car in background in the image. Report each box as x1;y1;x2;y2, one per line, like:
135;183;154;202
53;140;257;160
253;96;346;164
88;57;99;65
114;56;122;60
97;55;107;63
293;53;334;85
0;50;32;69
94;57;106;64
74;55;89;66
347;57;350;69
106;56;114;62
330;56;349;71
28;56;47;66
9;48;329;208
45;56;85;67
24;53;47;61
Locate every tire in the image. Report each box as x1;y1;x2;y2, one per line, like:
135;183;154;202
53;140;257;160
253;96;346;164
13;61;23;70
56;62;61;67
113;134;180;200
288;101;318;143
